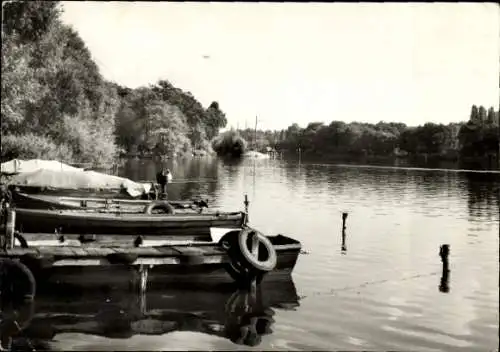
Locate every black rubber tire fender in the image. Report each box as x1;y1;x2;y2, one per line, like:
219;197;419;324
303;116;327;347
0;258;36;305
236;228;277;272
143;201;176;215
219;231;266;286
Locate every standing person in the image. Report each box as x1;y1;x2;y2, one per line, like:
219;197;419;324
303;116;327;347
156;167;173;199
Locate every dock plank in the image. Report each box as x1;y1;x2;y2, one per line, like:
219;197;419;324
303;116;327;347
81;247;103;257
171;246;207;256
126;247;163;256
2;242;230;264
63;247;89;257
196;245;226;256
5;248;39;256
38;246;79;257
155;246;180;256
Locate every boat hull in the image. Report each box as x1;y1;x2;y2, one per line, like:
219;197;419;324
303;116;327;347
9;185;136;199
10;191;204;212
1;235;301;291
13;208;246;236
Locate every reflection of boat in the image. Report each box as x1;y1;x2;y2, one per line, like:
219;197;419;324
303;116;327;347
10;191;209;212
3;279;300;350
12;208;246;236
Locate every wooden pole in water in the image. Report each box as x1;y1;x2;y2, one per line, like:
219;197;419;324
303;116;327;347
341;212;348;252
244;194;249;225
138;264;149;294
6;209;16;249
439;244;450;293
342;212;348;230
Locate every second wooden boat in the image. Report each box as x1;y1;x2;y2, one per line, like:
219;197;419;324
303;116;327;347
12;208;246;236
10;191;209;212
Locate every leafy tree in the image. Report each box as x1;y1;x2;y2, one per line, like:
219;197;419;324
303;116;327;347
2;1;61;43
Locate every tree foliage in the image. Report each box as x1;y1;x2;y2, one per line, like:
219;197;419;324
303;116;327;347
458;105;500;159
1;1;227;163
114;81;227;156
212;130;247;158
244;105;499;164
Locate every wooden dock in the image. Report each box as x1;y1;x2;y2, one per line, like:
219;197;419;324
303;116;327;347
1;232;302;292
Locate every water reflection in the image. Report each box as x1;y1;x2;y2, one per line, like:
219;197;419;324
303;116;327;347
463;172;500;222
341;228;347;254
119;157;222;203
282;162;499;224
84;156;498;350
3;279;299;350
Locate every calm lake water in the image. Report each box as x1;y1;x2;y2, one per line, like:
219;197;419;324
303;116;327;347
8;156;500;351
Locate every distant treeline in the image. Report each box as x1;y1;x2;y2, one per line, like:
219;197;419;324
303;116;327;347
238;105;500;163
1;1;227;165
2;1;498;167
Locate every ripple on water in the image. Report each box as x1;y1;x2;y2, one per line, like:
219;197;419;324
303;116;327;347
16;159;498;351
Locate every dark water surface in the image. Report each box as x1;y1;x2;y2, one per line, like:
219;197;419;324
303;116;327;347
7;157;500;351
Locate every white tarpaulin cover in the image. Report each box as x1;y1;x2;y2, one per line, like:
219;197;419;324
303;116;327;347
0;159;84;174
6;169;151;197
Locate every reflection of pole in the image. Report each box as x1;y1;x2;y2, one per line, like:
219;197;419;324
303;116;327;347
139;289;147;315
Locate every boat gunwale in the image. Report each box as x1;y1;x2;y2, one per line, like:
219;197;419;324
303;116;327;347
13;207;245;222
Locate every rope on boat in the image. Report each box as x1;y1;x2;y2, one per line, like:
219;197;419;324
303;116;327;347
299;271;441;300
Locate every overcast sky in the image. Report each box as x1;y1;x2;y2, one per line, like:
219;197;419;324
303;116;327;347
60;2;499;131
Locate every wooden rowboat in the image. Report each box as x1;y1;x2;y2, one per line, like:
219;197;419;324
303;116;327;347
10;191;208;212
1;225;302;301
12;208;246;236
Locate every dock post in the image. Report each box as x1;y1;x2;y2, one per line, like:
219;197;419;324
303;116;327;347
244;194;249;225
342;212;348;230
341;212;348;253
5;209;16;249
439;244;450;293
138;264;149;295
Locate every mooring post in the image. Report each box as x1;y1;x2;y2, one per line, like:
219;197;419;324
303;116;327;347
6;208;16;249
244;194;249;224
139;264;149;295
439;244;450;293
341;212;348;253
342;212;348;230
439;244;449;270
